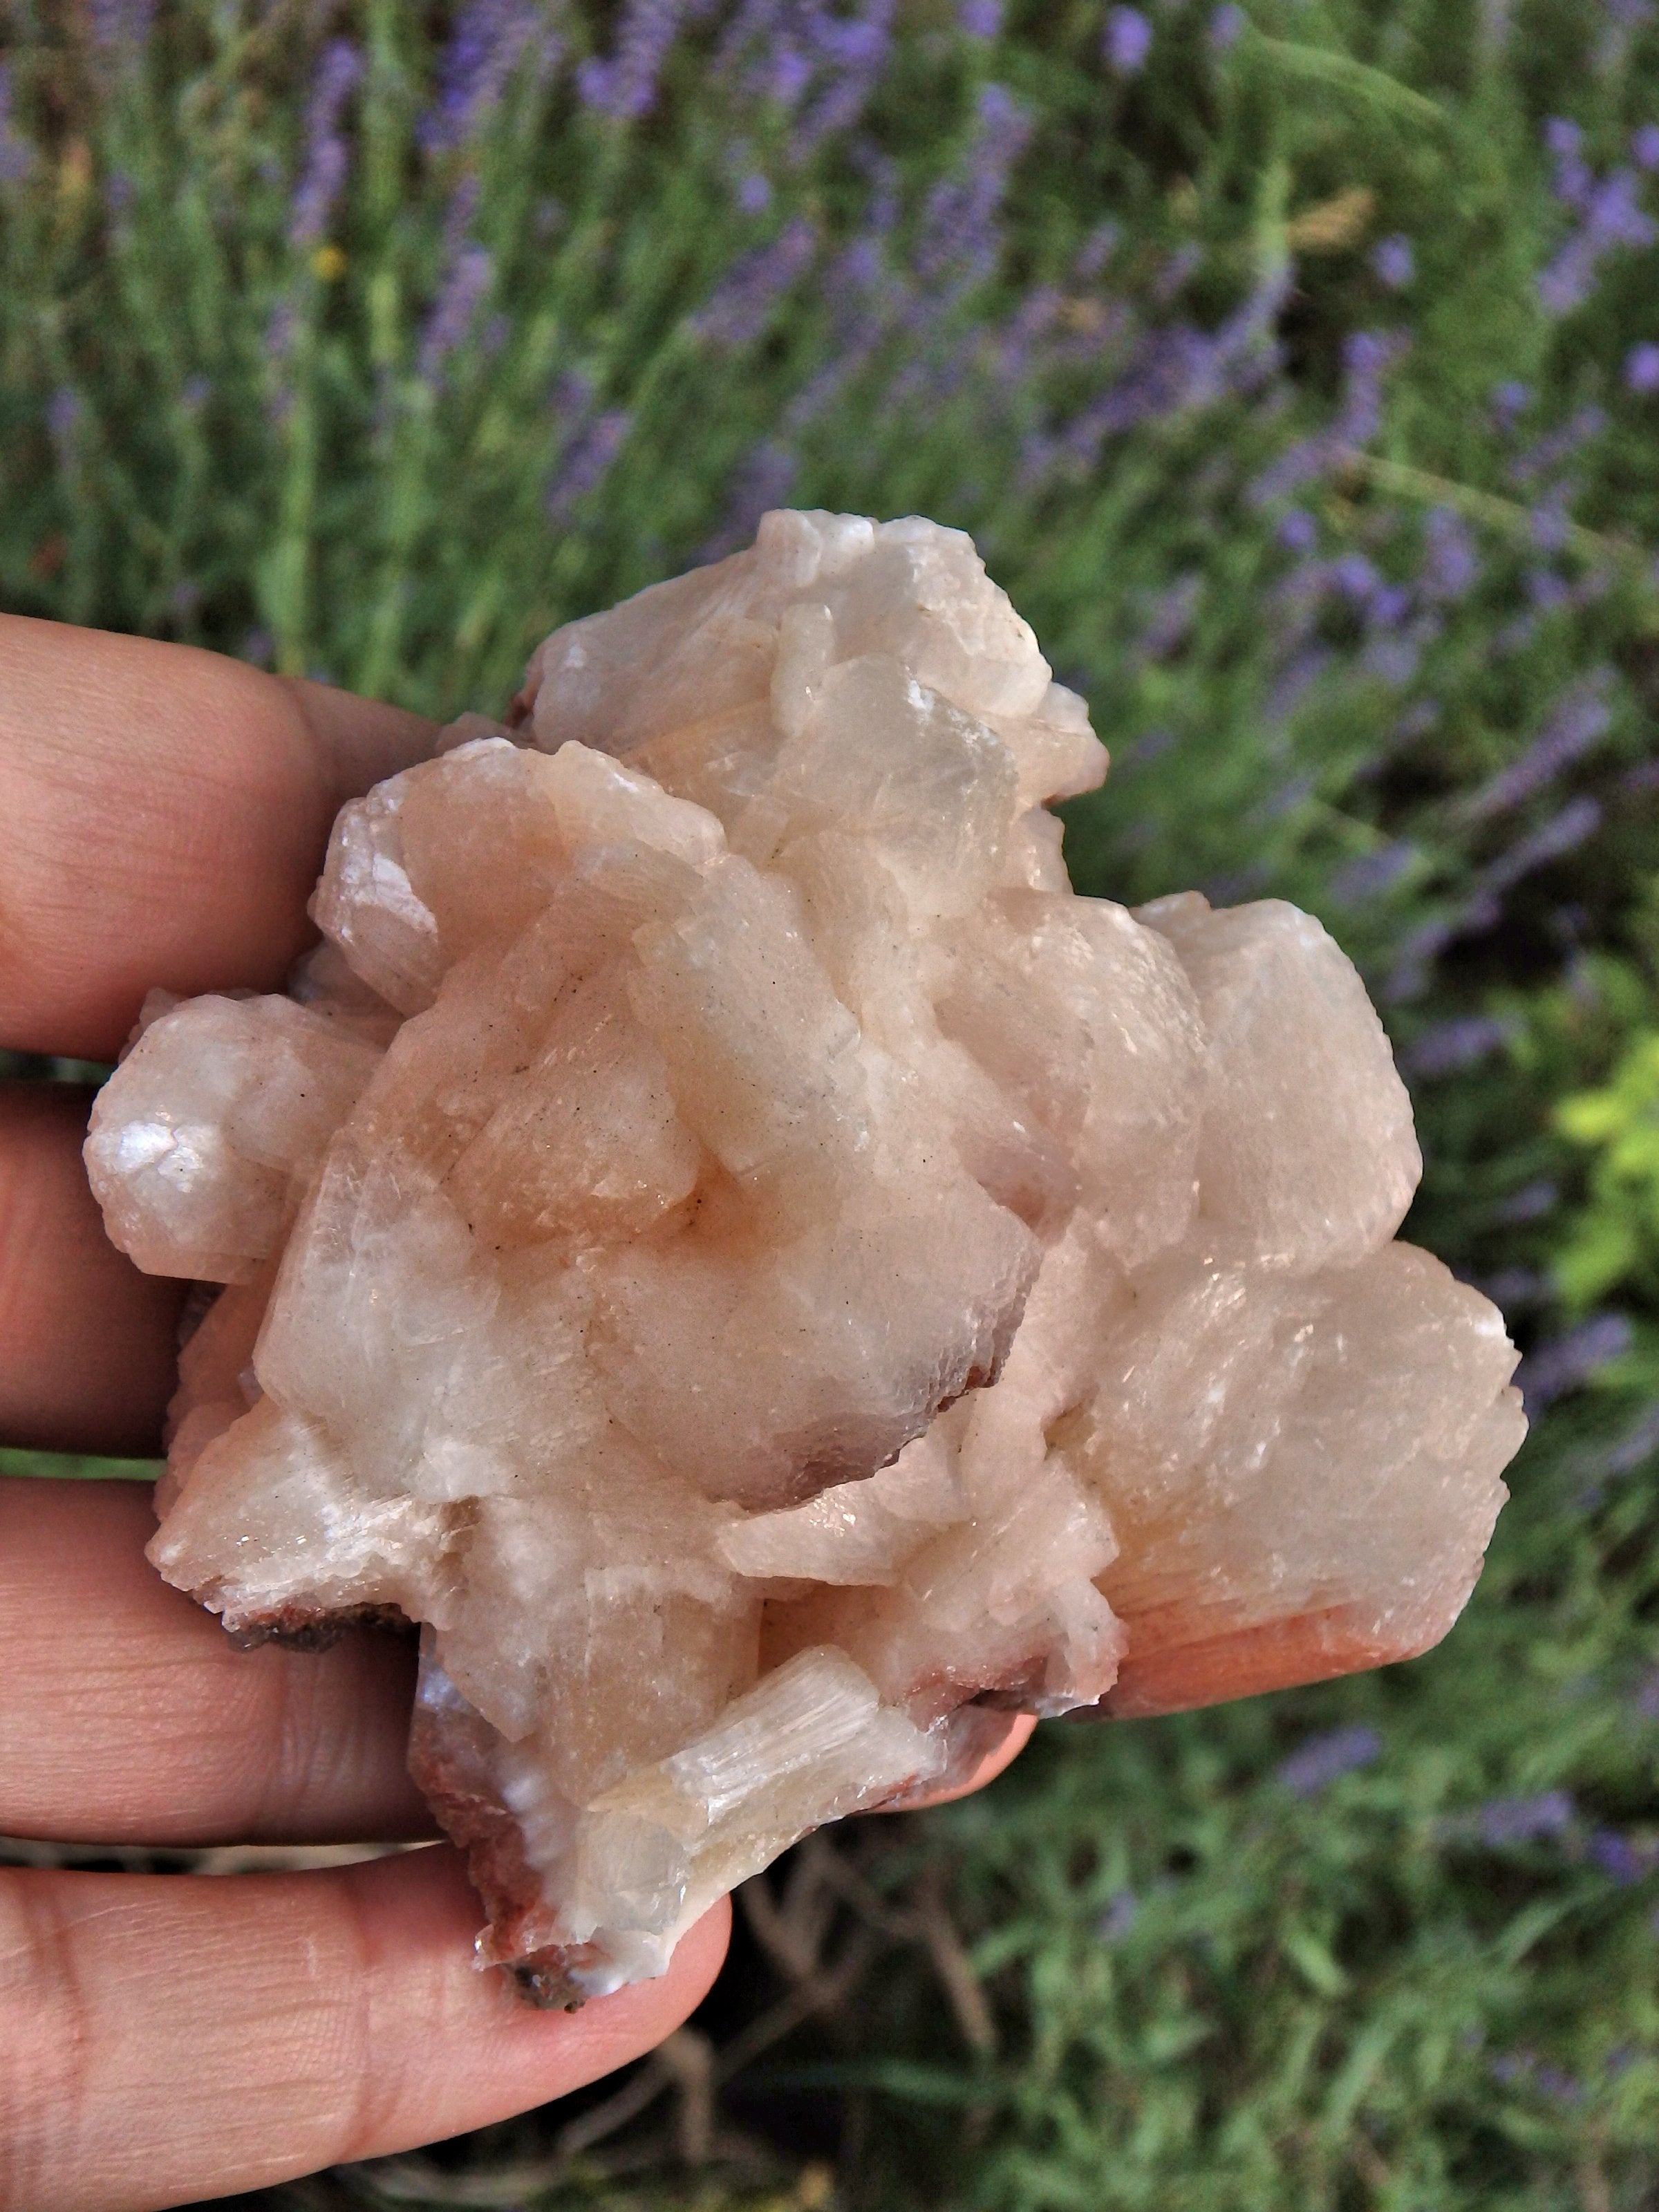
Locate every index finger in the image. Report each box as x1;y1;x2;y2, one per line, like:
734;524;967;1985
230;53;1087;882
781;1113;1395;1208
0;618;438;1060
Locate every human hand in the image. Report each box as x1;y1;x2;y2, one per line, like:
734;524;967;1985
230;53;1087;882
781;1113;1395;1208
0;617;1031;2212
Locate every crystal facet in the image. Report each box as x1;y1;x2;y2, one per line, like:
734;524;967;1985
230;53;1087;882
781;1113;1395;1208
86;511;1525;2002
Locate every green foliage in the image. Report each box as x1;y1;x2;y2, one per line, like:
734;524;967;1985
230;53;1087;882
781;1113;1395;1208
6;1;1659;2206
1556;1019;1659;1311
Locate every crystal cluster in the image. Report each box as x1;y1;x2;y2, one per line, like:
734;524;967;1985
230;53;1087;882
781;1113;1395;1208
86;512;1526;2001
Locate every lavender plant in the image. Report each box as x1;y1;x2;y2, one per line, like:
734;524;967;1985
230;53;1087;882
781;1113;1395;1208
4;1;1659;2205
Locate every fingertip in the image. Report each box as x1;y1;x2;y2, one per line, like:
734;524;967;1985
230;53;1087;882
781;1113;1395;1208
0;1848;729;2211
347;1847;732;2137
899;1711;1037;1810
282;677;440;807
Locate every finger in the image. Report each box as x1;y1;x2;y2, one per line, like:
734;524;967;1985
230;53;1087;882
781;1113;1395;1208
0;1478;435;1845
0;1084;184;1454
0;617;438;1060
889;1712;1037;1813
0;1847;731;2212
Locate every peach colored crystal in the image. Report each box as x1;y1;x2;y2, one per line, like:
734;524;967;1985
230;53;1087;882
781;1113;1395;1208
86;512;1525;2002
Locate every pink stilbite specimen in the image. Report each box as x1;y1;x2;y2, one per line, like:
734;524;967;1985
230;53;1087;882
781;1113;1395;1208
86;511;1525;2003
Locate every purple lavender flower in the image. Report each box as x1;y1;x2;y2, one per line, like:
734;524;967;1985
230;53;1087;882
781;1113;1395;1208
1371;234;1414;288
1210;4;1247;50
415;172;496;382
1276;1725;1381;1797
46;386;82;465
1333;551;1382;603
0;64;32;184
761;42;814;108
1491;378;1531;431
779;241;891;440
1509;403;1606;486
1588;1830;1654;1885
1050;265;1288;480
1479;795;1602;897
736;171;772;214
1248;328;1405;504
1405;1015;1517;1078
241;628;275;668
912;82;1031;294
1464;678;1612;821
1539;168;1656;317
1531;489;1573;554
419;243;494;382
712;0;778;81
992;284;1065;391
547;366;594;424
1477;1791;1575;1846
1361;635;1421;685
1075;221;1119;279
1259;644;1332;729
88;0;155;52
1608;1403;1659;1477
796;1;897;151
1495;1179;1558;1224
1277;507;1318;553
1329;839;1419;905
1545;118;1593;209
180;374;211;410
1104;7;1152;74
1473;1266;1546;1311
1628;341;1659;392
1120;727;1177;768
1384;915;1456;1002
1137;574;1200;659
265;297;298;364
419;1;556;154
698;440;798;562
1533;2065;1585;2106
1635;123;1659;171
1257;772;1315;821
1201;861;1271;906
577;0;711;120
691;218;816;347
1517;1313;1632;1411
1096;1889;1138;1942
721;0;885;129
1154;241;1203;304
1490;2049;1582;2102
1369;581;1413;630
289;41;362;249
959;0;1003;35
1339;328;1404;441
545;406;631;521
1421;507;1477;599
1389;872;1514;989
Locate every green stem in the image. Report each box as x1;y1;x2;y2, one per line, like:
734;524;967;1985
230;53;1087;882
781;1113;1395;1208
1334;448;1653;582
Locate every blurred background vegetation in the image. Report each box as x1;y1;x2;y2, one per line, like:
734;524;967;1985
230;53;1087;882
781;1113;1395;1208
4;0;1659;2203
